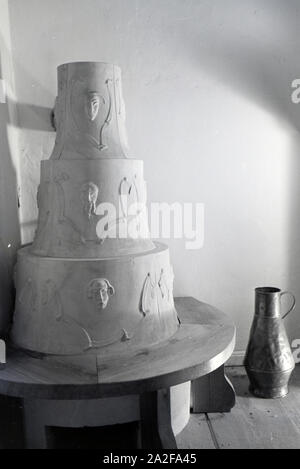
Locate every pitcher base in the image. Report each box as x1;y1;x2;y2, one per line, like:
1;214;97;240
249;384;289;399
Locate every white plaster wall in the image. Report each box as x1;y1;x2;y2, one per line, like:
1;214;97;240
0;0;21;336
6;0;300;350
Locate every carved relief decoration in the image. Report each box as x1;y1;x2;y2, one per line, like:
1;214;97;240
95;175;143;241
34;172;86;253
119;175;142;235
121;329;132;342
40;277;119;351
17;272;150;352
119;176;139;218
165;265;175;303
141;265;175;317
87;278;115;311
18;277;37;312
115;77;129;150
99;79;113;151
34;179;51;252
40;277;95;350
51;63;130;159
85;91;102;121
80;182;99;218
41;279;64;321
53;172;86;246
68;77;113;153
34;175;105;252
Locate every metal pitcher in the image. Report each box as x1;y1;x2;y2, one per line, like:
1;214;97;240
244;287;295;398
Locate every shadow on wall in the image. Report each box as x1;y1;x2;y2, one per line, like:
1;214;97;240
0;26;56;337
0;46;20;338
6;100;54;132
182;0;300;341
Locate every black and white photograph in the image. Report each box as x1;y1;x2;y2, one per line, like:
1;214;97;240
0;0;300;455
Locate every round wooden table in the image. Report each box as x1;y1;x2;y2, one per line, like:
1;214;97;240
0;297;236;449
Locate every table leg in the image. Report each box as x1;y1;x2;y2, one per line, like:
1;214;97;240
192;365;235;413
23;399;48;449
139;389;177;449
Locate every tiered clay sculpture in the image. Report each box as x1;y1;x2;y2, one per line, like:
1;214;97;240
11;62;179;358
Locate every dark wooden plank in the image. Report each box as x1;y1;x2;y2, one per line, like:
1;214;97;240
98;324;235;384
208;366;300;449
140;389;177;449
0;395;24;449
270;365;300;438
1;348;99;384
192;365;235;413
175;297;233;326
23;400;48;449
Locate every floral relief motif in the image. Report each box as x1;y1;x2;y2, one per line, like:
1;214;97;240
18;277;37;312
99;79;113;151
141;264;175;317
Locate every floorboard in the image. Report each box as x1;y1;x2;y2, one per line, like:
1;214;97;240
207;365;300;449
177;414;215;449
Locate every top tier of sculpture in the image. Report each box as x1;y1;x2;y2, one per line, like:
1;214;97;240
52;62;129;159
31;62;154;258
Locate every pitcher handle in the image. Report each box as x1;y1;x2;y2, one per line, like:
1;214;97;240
280;291;296;319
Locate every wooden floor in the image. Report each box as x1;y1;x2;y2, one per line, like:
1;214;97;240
1;365;300;449
177;365;300;449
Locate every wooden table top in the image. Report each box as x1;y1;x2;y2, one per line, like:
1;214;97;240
0;297;235;399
